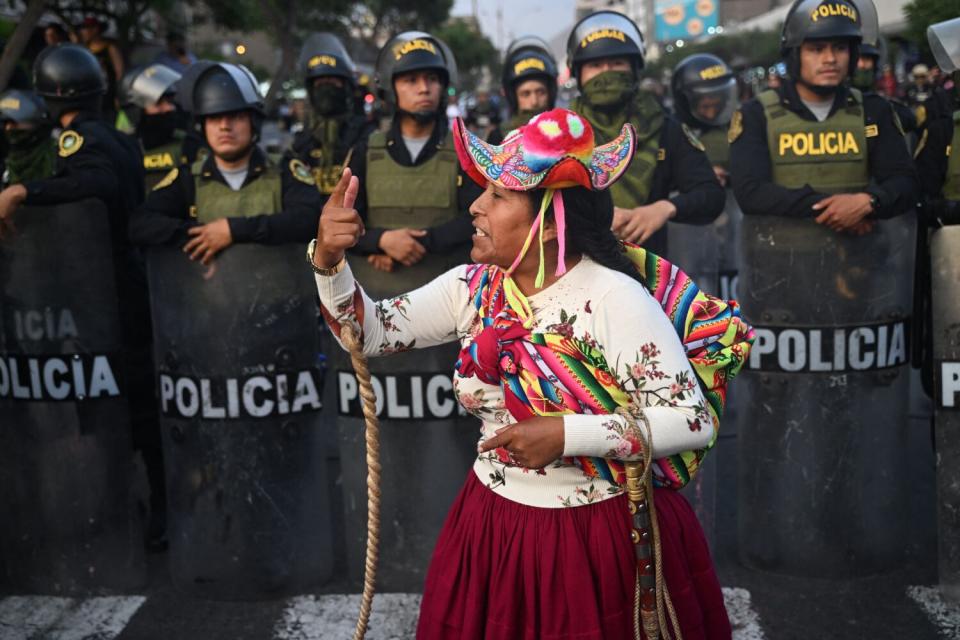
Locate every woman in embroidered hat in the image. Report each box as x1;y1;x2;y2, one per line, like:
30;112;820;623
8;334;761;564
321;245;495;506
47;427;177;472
312;108;751;639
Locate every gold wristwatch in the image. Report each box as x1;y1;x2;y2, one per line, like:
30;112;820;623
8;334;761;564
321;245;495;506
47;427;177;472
307;239;346;276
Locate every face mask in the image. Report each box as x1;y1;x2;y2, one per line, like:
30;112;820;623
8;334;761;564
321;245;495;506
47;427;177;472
310;83;349;116
580;70;636;109
6;126;49;149
851;67;875;91
140;111;179;148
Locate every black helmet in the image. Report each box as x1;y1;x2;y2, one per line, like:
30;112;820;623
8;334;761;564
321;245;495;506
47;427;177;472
300;32;356;83
781;0;862;78
0;89;49;126
119;64;182;109
375;31;458;107
33;44;106;100
502;36;558;112
853;0;879;58
928;17;960;75
188;63;263;117
567;11;645;84
671;54;738;128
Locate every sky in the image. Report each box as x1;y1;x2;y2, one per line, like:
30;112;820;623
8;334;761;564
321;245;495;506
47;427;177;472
450;0;577;53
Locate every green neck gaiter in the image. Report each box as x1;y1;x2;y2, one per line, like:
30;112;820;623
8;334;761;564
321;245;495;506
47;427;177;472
502;108;546;136
4;126;55;185
310;115;342;166
852;68;875;92
573;75;665;207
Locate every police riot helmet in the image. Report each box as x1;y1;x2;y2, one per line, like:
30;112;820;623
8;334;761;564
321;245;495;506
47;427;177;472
671;54;738;128
567;11;645;84
375;31;458;107
120;64;182;109
928;17;960;74
177;61;264;141
300;32;357;83
853;0;879;58
0;89;49;127
780;0;862;79
502;36;558;112
33;43;106;122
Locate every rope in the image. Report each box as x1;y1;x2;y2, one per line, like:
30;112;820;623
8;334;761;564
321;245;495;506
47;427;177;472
340;322;382;640
616;407;683;640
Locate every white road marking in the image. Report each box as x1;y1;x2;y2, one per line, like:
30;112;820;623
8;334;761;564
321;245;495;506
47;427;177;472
0;595;145;640
907;585;960;638
275;594;421;640
723;587;767;640
275;589;766;639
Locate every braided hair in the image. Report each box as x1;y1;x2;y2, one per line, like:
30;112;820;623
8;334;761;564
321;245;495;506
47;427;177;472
525;186;644;286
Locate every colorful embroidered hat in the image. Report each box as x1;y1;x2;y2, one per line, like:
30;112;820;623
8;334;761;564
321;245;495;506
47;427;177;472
453;108;635;192
453;108;637;290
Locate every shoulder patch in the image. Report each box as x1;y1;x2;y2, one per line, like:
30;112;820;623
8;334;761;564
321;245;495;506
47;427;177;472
864;124;879;138
289;158;316;185
681;123;706;151
152;168;179;191
728;110;743;144
309;148;324;159
58;130;84;158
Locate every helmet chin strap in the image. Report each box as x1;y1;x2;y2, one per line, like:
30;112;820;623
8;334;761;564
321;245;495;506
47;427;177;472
797;76;839;98
397;108;439;125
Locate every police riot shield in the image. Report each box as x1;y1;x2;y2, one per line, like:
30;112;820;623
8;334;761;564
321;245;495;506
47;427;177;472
736;215;915;577
147;245;333;600
326;263;477;592
666;222;719;294
931;226;960;602
0;201;146;594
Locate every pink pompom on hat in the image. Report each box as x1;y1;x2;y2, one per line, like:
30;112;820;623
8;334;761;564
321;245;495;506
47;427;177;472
452;108;637;291
452;108;636;192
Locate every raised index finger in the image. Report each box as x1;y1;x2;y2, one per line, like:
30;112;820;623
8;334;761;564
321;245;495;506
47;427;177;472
342;174;359;210
327;168;353;209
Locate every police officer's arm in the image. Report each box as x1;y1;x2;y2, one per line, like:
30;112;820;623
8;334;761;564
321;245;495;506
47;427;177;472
914;117;957;222
663;119;725;224
128;168;196;246
225;170;322;244
21;136;119;207
418;169;484;254
862;96;919;219
730;101;826;217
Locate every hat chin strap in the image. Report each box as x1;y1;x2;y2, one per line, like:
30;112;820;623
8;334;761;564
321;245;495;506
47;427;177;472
397;107;439;125
505;188;567;289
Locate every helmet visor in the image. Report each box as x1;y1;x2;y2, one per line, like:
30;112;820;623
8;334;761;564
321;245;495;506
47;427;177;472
684;78;738;127
130;64;182;108
928;17;960;73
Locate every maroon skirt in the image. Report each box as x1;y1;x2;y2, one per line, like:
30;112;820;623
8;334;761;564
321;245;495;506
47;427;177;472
416;472;731;640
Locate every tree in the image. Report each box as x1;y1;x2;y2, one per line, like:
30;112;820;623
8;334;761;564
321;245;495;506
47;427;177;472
434;19;499;91
904;0;957;60
0;0;46;89
346;0;453;45
646;29;782;76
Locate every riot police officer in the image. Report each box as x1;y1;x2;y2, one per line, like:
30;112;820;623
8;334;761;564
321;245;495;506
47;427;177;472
671;53;738;187
567;11;724;257
915;18;960;222
488;35;558;145
129;62;324;260
345;30;481;285
850;0;916;133
119;63;201;190
0;44;162;547
286;32;374;198
0;89;54;187
0;43;145;242
729;0;916;228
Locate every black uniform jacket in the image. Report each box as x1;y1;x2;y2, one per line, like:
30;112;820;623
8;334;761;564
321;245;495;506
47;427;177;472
284;114;376;202
346;116;483;256
914;88;958;222
128;146;323;248
730;82;918;219
22;110;149;346
24;111;145;245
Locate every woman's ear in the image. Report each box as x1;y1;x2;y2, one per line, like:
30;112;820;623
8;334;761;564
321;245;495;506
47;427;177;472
541;216;558;242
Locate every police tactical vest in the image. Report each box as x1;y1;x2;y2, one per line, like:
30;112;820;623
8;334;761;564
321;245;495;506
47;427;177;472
365;131;459;228
760;89;869;193
143;140;183;190
698;127;730;169
944;110;960;201
354;131;467;297
191;159;282;224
